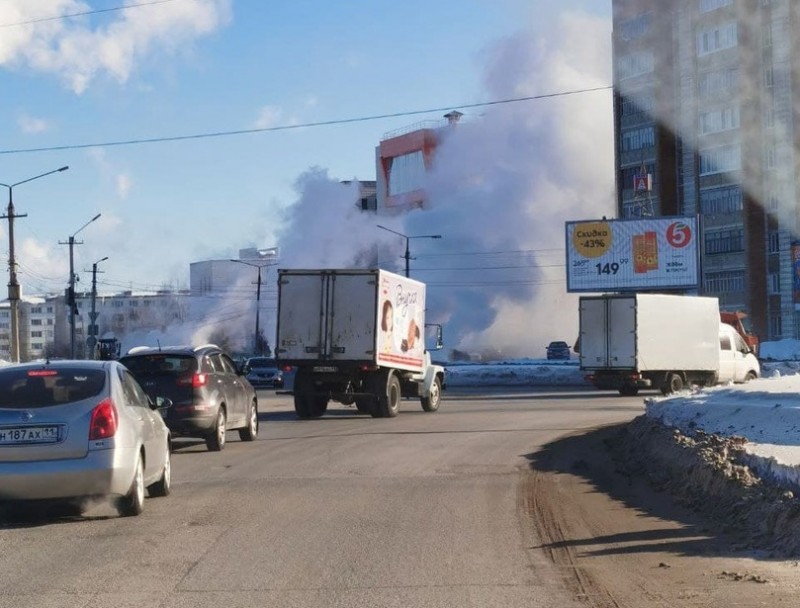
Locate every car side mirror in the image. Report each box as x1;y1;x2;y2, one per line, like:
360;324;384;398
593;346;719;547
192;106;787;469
151;396;172;410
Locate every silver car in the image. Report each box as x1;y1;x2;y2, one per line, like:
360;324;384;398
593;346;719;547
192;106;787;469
0;360;172;517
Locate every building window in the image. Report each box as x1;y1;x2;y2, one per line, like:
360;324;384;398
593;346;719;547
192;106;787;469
700;186;742;214
698;68;739;99
699;0;732;13
768;273;780;294
30;342;43;350
617;51;654;80
619;13;651;41
770;314;782;338
46;306;53;313
705;228;744;254
113;300;124;308
698;106;740;135
768;231;780;253
764;145;777;170
388;151;426;197
0;323;8;330
699;144;741;175
697;22;738;56
620;93;655;119
30;307;42;314
0;312;7;319
621;126;655;152
30;319;43;326
704;269;745;293
31;331;43;338
129;300;139;307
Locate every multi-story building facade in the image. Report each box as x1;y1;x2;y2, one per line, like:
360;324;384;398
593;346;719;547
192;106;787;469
612;0;799;340
376;111;463;213
0;296;57;361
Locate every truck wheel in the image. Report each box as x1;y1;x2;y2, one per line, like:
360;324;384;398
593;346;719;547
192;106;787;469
371;371;401;418
664;373;684;394
744;371;757;383
293;369;313;419
619;385;639;396
308;395;328;418
421;375;442;412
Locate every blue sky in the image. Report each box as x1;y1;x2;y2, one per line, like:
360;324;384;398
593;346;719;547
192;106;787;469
0;0;611;294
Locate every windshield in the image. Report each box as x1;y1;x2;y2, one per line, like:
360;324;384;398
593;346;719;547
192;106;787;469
0;368;106;409
120;355;197;376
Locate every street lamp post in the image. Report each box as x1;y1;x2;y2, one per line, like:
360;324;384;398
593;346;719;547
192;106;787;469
377;224;442;277
231;259;276;355
61;213;101;359
87;256;108;359
0;166;69;362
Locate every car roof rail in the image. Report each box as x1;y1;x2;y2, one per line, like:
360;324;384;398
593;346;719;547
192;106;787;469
193;343;220;352
125;346;152;355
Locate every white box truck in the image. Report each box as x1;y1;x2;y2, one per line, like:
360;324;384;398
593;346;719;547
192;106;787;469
579;293;760;396
275;269;445;419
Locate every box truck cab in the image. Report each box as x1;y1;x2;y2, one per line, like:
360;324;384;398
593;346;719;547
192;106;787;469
717;322;760;385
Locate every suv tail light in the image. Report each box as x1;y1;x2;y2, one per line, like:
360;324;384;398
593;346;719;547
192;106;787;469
177;373;208;388
281;365;293;372
89;398;118;440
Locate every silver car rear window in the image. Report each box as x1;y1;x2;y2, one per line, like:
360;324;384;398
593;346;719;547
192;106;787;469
0;368;106;408
120;355;198;376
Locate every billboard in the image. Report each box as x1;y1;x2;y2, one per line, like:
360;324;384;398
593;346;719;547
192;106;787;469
375;270;426;372
565;216;700;292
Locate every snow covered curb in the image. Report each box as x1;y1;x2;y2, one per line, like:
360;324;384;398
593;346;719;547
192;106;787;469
644;376;800;493
443;361;588;387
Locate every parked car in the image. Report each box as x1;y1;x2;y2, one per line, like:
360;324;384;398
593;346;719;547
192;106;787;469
0;360;172;517
243;357;284;388
546;341;571;360
119;344;258;451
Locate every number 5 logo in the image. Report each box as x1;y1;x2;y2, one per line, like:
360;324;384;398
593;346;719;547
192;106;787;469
666;222;692;248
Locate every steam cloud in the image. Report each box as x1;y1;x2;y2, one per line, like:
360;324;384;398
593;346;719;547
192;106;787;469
275;11;615;358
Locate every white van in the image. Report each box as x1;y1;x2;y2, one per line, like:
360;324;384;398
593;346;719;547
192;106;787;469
717;322;760;384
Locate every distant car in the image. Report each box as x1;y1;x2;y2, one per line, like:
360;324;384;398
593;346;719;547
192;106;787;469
244;357;284;388
119;344;258;451
546;341;571;360
0;360;172;517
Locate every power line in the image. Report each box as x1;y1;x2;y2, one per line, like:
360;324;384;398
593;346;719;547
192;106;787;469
0;0;182;29
0;85;612;155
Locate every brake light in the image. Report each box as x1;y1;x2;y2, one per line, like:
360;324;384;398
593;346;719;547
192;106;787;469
281;365;293;373
89;398;118;440
177;373;208;388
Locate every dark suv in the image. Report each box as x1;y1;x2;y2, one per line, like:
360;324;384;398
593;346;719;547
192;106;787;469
119;344;258;451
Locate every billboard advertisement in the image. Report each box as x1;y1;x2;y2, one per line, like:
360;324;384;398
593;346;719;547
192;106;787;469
565;216;700;292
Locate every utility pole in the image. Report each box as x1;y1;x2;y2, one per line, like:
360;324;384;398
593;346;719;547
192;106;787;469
376;225;442;278
87;257;108;359
0;166;69;362
61;213;101;359
230;256;277;355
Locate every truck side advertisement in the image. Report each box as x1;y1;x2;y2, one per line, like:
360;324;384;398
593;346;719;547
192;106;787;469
376;270;426;371
565;216;700;292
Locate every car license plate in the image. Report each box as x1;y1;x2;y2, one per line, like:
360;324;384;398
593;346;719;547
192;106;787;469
312;366;337;373
0;425;60;445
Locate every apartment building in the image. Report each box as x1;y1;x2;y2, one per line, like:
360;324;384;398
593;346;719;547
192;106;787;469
612;0;799;340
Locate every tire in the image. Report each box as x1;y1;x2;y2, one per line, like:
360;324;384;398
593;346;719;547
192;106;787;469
238;400;259;441
355;397;372;414
619;385;639;396
372;372;401;418
744;371;757;383
148;443;172;497
421;375;442;412
206;407;227;451
663;373;684;395
116;454;145;517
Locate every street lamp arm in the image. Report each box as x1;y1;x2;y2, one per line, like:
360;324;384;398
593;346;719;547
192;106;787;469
8;166;69;189
376;224;407;239
71;212;101;238
409;234;442;240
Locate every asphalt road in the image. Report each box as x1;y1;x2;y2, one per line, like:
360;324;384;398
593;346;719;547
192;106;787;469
5;387;792;608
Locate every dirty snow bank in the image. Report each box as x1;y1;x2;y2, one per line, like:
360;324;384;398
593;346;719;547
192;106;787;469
614;416;800;557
